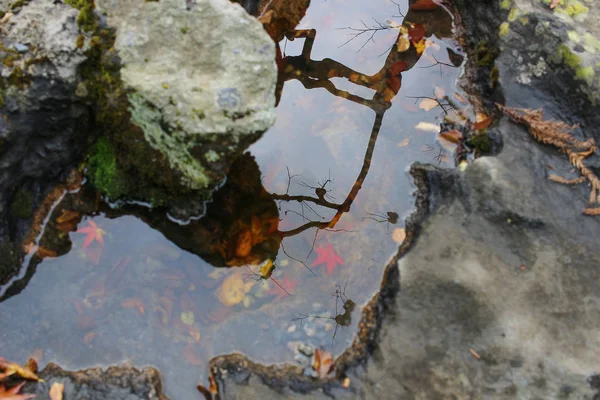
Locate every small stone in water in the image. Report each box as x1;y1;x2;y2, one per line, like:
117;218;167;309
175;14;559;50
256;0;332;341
304;326;317;337
287;325;297;333
297;343;314;357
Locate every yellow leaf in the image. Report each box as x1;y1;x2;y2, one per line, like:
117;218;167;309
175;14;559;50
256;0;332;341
0;358;42;381
49;382;64;400
259;259;275;279
412;39;426;55
419;98;438;111
217;273;254;307
415;122;440;133
397;36;410;52
392;228;406;244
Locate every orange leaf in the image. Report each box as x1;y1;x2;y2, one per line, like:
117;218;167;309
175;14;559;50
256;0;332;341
49;382;64;400
473;114;492;130
313;349;334;378
121;298;145;315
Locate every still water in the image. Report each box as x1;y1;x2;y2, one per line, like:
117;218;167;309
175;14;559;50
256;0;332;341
0;0;472;398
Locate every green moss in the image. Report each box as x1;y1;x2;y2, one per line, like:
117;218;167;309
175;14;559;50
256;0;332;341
490;65;500;88
500;0;511;10
0;92;4;109
181;26;189;34
76;34;85;49
499;22;510;37
507;8;519;22
469;132;491;153
10;188;32;219
557;44;582;68
7;66;32;89
557;0;589;17
575;66;594;83
475;40;498;67
87;137;129;200
64;0;97;31
10;0;30;10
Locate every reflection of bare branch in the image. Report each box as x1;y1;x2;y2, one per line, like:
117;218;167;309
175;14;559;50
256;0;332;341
419;54;457;78
337;18;392;51
280;241;317;276
406;94;455;115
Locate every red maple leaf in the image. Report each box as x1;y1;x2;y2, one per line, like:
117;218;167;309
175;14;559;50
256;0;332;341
311;243;344;275
268;276;299;301
76;220;106;248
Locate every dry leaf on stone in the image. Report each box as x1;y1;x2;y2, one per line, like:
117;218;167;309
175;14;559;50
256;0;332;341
49;382;64;400
392;228;406;244
550;0;560;9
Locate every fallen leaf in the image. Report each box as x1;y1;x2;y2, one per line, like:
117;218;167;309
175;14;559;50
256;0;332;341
392;228;406;244
259;259;275;279
343;377;351;388
412;38;426;55
28;350;43;365
0;382;36;400
439;130;463;144
0;358;41;381
56;210;80;224
473;113;492;131
397;138;410;147
415;122;440;133
49;382;64;400
181;311;195;326
313;349;334;378
121;298;145;315
36;247;57;259
257;9;273;24
550;0;560;9
83;331;96;345
217;273;254;306
419;98;439;111
397;36;410;52
23;359;37;374
434;86;446;99
469;348;481;360
76;220;105;248
311;243;344;275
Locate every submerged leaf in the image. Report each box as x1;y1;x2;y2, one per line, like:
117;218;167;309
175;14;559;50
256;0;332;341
313;349;334;378
0;359;41;381
49;383;64;400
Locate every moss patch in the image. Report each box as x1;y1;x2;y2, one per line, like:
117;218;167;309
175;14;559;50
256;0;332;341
10;188;32;219
87;137;129;200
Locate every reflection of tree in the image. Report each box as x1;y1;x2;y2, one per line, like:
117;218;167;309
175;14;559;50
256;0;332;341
260;1;454;241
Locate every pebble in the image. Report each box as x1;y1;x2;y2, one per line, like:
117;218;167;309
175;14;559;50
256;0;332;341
304;326;317;337
13;43;28;53
287;324;297;333
297;343;314;357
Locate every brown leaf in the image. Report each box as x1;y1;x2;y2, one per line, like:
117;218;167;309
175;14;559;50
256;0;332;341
0;358;42;381
49;382;64;400
550;0;560;9
23;359;37;374
36;247;57;259
419;98;439;111
439;130;463;144
472;113;492;130
56;210;80;224
397;138;410;148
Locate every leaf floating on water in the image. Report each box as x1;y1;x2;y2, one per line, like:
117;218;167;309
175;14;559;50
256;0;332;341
311;243;344;275
434;86;446;99
392;228;407;244
397;138;410;148
419;98;439;111
439;130;463;144
49;382;64;400
76;220;106;249
0;358;42;381
313;349;334;379
473;113;492;131
397;36;410;52
415;122;440;133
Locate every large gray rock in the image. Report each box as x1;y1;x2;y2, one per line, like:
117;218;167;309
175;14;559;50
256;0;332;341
95;0;277;190
0;0;91;284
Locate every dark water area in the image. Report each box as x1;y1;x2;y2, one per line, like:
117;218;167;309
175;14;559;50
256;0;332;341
0;0;475;398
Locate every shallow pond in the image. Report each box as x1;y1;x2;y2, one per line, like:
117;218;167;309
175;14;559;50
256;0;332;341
0;0;474;398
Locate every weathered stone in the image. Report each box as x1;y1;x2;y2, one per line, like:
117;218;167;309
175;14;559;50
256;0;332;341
0;0;91;284
22;363;169;400
95;0;276;191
